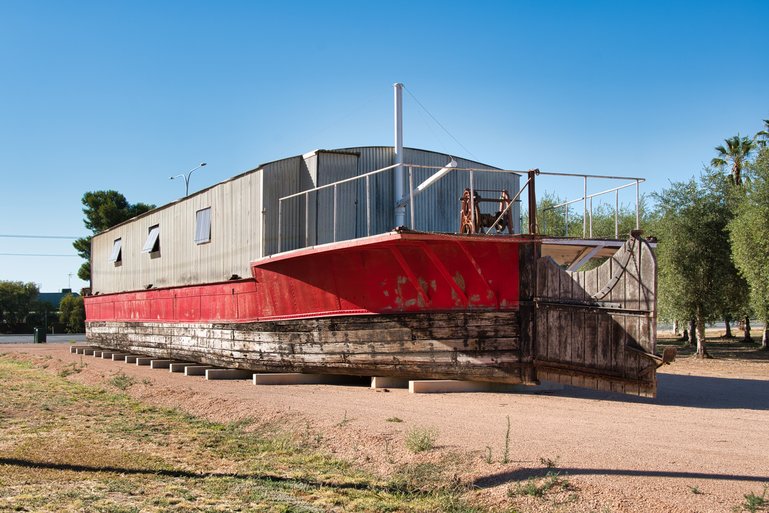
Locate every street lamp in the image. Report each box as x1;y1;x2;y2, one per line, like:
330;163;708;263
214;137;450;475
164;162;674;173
169;162;207;196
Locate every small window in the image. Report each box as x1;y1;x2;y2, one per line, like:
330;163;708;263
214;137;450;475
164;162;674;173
195;207;211;244
109;238;122;263
142;225;160;253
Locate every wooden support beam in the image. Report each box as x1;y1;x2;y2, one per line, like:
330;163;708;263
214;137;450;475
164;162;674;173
205;369;253;380
184;365;212;376
371;376;410;389
252;373;352;386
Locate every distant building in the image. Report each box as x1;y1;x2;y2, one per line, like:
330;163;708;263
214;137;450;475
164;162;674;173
38;288;78;310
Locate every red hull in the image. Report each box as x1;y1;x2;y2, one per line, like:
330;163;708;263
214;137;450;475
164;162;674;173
85;232;525;323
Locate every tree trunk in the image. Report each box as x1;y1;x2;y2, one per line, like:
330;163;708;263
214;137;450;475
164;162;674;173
673;320;680;336
743;316;752;343
681;328;689;343
724;316;733;338
688;319;697;347
695;314;710;358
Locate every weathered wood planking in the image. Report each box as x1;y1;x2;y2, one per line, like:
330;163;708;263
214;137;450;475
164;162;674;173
87;311;531;384
533;234;658;397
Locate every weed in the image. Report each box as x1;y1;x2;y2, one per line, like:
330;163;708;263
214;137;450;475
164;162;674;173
141;378;152;386
508;471;570;498
337;410;352;427
539;456;560;469
502;415;511;464
689;485;702;495
405;426;436;453
58;361;85;378
108;372;137;391
485;446;492;464
386;417;403;423
741;486;768;512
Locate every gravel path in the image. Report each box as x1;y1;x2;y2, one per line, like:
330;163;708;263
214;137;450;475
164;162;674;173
3;343;767;513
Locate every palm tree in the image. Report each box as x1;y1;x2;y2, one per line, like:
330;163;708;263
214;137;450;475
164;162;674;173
756;119;769;147
711;135;756;186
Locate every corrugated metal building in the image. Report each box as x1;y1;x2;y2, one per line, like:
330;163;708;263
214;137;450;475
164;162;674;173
90;147;520;295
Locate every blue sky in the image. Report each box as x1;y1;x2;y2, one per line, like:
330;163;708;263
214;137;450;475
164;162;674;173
1;0;767;292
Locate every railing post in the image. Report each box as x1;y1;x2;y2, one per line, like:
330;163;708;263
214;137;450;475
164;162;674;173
527;169;538;235
408;166;415;230
565;204;569;237
278;200;282;253
366;175;371;236
583;176;587;237
635;179;640;230
470;170;475;233
615;189;619;239
305;193;309;247
333;184;338;242
589;197;593;238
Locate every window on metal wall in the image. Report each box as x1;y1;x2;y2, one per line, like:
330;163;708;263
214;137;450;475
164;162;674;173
109;238;122;263
142;225;160;253
195;207;211;244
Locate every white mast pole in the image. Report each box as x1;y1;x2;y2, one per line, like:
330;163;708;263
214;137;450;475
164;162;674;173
394;82;405;227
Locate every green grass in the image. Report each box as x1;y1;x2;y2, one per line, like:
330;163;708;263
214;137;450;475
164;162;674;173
405;427;437;453
0;354;481;512
739;486;768;512
507;471;571;499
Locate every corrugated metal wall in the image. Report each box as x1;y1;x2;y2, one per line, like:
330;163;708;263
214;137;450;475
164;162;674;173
91;147;520;294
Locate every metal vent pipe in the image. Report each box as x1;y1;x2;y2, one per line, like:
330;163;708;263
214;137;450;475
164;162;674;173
393;83;405;227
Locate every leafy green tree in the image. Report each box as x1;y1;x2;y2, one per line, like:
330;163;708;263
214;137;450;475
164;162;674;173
58;294;85;333
0;281;39;330
74;191;155;281
729;148;769;349
711;135;757;186
654;171;746;357
756;119;769;148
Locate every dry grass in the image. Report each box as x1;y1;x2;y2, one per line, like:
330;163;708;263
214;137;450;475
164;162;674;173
0;353;481;512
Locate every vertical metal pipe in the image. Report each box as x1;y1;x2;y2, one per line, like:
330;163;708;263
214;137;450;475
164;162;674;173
565;204;569;237
408;166;415;230
635;179;640;229
305;193;311;247
366;175;371;236
469;170;475;233
393;83;405;227
278;200;282;253
589;197;593;238
527;169;538;235
615;189;619;239
583;176;587;238
333;184;338;242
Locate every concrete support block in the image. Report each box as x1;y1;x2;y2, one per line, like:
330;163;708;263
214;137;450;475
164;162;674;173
124;355;139;364
205;368;253;380
83;348;97;355
168;362;195;372
371;376;410;389
408;380;562;394
111;354;128;361
69;346;78;354
135;357;152;366
75;347;94;355
184;365;213;376
150;359;172;369
100;352;115;359
252;373;350;386
92;351;103;358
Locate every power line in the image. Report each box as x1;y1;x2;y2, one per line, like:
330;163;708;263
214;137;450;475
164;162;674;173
403;85;478;160
0;234;80;239
0;253;80;257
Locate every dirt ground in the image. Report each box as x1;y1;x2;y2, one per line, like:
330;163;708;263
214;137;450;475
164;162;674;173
3;336;768;513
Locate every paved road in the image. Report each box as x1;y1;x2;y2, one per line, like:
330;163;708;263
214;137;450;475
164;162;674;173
0;334;85;344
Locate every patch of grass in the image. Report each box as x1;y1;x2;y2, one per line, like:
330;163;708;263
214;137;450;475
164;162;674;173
508;471;571;498
405;426;437;453
502;415;511;464
539;456;560;469
0;354;480;513
58;361;86;377
740;486;768;512
385;416;403;423
108;372;137;390
689;485;703;495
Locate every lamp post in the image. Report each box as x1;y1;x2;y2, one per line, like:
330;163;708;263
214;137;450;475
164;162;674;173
169;162;207;196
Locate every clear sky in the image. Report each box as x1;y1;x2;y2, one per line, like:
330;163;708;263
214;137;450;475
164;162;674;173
1;0;767;292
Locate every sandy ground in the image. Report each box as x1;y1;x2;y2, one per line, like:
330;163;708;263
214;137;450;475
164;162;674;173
2;341;767;513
